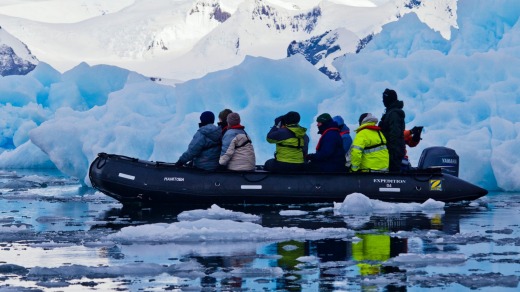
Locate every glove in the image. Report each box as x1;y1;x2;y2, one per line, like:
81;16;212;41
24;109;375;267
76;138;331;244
411;126;423;142
274;116;284;128
411;126;423;136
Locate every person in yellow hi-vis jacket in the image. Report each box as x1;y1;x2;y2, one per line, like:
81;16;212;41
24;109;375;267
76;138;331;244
350;113;389;172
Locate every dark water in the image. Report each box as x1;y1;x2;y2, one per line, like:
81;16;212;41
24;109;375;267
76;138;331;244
0;170;519;291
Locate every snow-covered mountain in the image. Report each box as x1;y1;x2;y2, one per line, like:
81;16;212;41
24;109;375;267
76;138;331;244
0;0;457;82
0;27;38;76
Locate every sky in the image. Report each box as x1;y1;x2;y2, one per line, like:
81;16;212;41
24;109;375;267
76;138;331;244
0;0;518;193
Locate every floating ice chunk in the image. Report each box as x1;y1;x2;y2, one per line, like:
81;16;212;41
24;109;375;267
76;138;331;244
385;253;466;268
334;193;373;214
334;193;445;215
107;218;354;243
279;210;308;216
177;204;260;222
32;242;75;248
421;198;446;209
296;256;318;263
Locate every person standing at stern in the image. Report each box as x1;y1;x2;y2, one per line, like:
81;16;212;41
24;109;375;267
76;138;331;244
379;88;405;172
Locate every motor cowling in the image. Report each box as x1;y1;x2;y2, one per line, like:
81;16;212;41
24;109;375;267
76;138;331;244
417;146;459;177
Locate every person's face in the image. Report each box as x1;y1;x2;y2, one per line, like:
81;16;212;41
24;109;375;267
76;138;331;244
317;122;323;127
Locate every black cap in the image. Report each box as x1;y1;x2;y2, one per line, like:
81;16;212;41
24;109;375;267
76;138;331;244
383;88;398;107
284;111;300;125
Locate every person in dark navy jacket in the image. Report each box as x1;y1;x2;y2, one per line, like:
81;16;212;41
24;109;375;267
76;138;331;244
306;113;347;172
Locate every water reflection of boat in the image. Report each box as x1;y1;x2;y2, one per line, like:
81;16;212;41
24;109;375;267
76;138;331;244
89;149;488;206
91;202;482;290
93;202;475;234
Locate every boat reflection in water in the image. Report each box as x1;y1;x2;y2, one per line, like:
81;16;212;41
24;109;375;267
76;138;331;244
94;201;476;291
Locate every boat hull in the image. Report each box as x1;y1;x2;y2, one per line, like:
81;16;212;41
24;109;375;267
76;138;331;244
89;153;488;205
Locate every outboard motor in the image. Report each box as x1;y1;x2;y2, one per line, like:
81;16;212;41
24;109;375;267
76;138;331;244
417;146;459;177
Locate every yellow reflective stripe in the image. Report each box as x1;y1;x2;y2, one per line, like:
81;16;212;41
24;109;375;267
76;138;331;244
352;145;363;151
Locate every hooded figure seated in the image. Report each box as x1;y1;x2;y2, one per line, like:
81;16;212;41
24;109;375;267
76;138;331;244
176;111;222;171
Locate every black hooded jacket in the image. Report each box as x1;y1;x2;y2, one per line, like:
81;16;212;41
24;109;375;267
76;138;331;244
379;100;405;171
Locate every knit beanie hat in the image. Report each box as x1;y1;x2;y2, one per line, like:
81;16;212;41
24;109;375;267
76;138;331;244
316;113;332;123
332;115;344;127
383;88;398;107
226;112;241;127
218;109;233;122
284;111;300;125
200;111;215;126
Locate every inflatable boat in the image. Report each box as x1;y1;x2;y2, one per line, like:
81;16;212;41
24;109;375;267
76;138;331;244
89;147;487;205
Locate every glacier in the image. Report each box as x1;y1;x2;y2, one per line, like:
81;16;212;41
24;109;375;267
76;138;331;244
0;0;518;192
0;0;458;81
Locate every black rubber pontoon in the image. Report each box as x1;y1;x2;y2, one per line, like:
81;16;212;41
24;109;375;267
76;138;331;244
89;151;488;205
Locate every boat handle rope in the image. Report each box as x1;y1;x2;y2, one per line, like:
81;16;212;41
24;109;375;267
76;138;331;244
242;173;269;183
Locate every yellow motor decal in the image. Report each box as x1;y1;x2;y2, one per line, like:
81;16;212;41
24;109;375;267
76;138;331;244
430;179;443;191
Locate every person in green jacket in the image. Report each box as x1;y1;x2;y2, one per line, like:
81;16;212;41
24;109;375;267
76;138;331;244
264;111;309;172
350;113;389;172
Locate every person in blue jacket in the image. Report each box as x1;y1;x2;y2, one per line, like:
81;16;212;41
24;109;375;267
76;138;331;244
332;115;353;168
176;111;221;171
332;115;352;154
306;113;347;172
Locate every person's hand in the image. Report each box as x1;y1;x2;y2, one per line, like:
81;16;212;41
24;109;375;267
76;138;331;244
411;126;423;142
306;154;315;162
411;126;423;136
274;116;284;128
175;161;183;167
